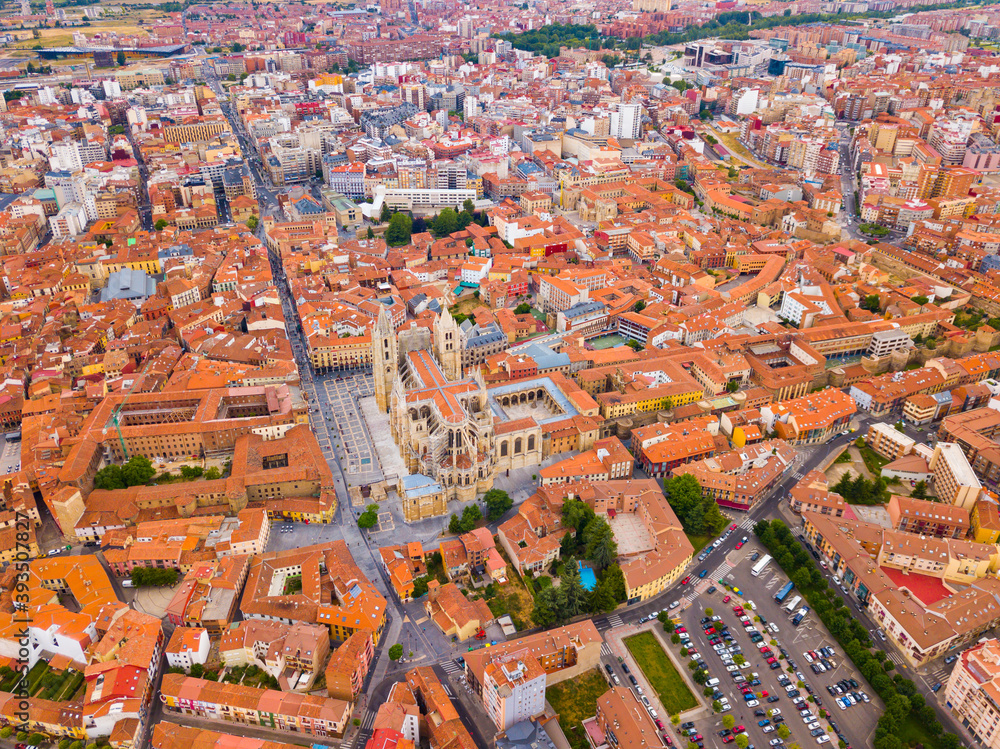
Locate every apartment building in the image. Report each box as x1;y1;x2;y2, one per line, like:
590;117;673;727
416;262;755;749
324;629;375;702
887;495;971;539
596;686;665;748
161;674;350;737
464;621;602;700
866;422;916;460
538;437;633;486
944;639;1000;749
788;471;848;517
803;510;1000;666
165;627;211;672
537;275;588;314
930;442;983;510
482;656;547;731
762;387;857;444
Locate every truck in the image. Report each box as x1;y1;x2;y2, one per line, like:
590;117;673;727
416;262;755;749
784;595;802;613
751;554;772;577
774;581;794;604
792;606;810;627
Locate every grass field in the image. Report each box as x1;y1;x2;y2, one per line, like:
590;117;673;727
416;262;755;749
687;534;713;553
546;669;610;749
624;631;698;715
7;22;150;49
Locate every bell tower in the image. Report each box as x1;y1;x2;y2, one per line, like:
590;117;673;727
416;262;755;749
434;307;462;381
373;307;397;413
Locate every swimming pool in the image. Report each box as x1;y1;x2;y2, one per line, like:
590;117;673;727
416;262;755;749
579;561;597;591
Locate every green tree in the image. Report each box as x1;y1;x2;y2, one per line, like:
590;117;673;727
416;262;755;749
735;735;749;749
1;728;14;739
431;208;458;237
94;464;126;490
584;518;618;570
358;504;379;529
460;503;482;531
514;303;531;314
154;218;168;231
601;563;627;602
531;586;558;627
912;480;928;500
791;567;811;590
777;725;791;740
205;466;221;480
367;227;375;240
117;50;126;66
463;198;476;213
122;455;155;486
388;644;403;661
861;294;881;312
722;715;736;730
380;203;392;223
634;300;646;312
911;295;929;305
246;215;259;231
559;559;588;617
232;42;245;52
385;212;412;246
483;489;513;520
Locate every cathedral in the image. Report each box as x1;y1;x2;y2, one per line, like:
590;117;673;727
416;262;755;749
373;308;497;504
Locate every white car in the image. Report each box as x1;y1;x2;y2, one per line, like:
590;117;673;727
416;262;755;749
807;723;820;732
770;709;781;716
817;736;830;745
746;699;760;707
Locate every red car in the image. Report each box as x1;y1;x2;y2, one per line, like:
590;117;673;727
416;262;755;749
735;541;744;549
730;523;737;531
704;627;716;635
734;726;745;733
676;627;687;633
741;687;753;695
723;595;731;603
767;657;777;664
662;735;673;746
722;736;735;744
733;606;744;614
681;576;691;585
655;719;665;729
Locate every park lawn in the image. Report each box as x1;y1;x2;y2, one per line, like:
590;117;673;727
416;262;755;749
450;297;485;318
624;631;697;715
686;534;712;553
897;715;939;748
858;445;889;476
546;669;609;749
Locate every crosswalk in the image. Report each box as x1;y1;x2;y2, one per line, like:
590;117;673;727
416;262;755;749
596;613;625;632
441;659;464;675
684;560;734;603
736;515;756;531
927;663;952;685
601;643;614;658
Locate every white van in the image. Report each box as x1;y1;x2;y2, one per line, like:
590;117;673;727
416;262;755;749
122;578;134;588
706;678;721;687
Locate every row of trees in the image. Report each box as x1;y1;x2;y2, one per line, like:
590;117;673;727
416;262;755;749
448;503;483;534
754;519;962;749
94;455;156;490
131;567;179;587
382;200;486;247
663;474;728;538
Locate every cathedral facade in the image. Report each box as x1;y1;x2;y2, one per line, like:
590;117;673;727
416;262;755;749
373;308;497;504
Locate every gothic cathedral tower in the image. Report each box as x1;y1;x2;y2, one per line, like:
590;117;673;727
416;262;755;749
373;307;397;413
434;308;462;381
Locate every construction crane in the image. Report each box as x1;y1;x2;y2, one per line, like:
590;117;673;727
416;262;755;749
103;357;153;461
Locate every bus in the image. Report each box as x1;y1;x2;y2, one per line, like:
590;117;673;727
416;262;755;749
784;595;802;613
774;581;794;604
751;554;772;577
792;606;810;627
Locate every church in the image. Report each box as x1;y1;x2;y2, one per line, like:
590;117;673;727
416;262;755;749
373;307;498;504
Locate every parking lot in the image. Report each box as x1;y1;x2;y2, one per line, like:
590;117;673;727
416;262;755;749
673;537;882;749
